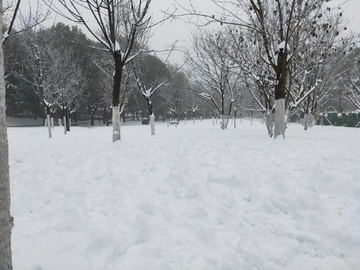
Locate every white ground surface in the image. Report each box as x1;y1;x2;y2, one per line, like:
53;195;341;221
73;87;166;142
8;119;360;270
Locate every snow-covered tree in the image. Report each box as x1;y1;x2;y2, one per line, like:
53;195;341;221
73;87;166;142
181;0;349;137
132;53;171;135
55;0;153;142
16;24;85;137
188;30;242;129
343;48;360;111
286;7;353;130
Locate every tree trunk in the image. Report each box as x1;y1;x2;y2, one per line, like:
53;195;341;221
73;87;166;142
274;55;287;139
47;114;52;138
91;113;95;126
103;107;107;124
150;114;155;136
65;106;70;132
304;114;308;131
0;3;14;267
274;99;286;139
112;55;123;142
63;116;67;135
265;111;274;137
234;111;237;128
112;106;121;142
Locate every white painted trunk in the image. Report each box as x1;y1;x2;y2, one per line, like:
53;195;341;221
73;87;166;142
265;112;274;137
44;118;47;127
58;119;61;127
184;117;187;124
47;114;52;138
0;7;14;267
300;118;304;126
220;115;230;130
167;119;170;128
212;117;215;125
304;114;308;130
274;99;286;139
200;116;202;121
112;106;121;142
175;118;178;128
308;114;314;128
69;118;71;128
150;114;155;136
193;117;195;124
63;116;67;135
234;115;237;128
51;117;54;129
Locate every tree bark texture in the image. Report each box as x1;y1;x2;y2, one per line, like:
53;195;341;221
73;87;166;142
0;1;14;267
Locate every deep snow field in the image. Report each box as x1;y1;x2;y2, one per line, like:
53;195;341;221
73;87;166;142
8;119;360;270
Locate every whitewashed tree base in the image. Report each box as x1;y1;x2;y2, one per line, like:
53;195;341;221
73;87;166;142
150;114;155;136
112;106;121;142
274;99;286;139
265;112;274;137
47;114;52;138
63;116;67;135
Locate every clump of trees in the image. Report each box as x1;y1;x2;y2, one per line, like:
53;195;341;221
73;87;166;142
5;23;195;134
183;0;359;136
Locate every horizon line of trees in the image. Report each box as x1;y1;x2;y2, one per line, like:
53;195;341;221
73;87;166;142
3;1;360;137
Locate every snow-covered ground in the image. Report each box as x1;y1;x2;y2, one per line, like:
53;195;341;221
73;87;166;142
8;119;360;270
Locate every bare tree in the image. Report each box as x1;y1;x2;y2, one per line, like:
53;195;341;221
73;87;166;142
3;0;49;44
343;48;360;112
132;54;169;135
15;23;85;137
53;0;153;141
187;29;242;129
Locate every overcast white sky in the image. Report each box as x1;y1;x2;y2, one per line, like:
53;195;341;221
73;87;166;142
18;0;360;64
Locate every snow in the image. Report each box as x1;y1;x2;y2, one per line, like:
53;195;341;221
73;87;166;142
115;41;121;52
277;41;290;51
8;120;360;270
